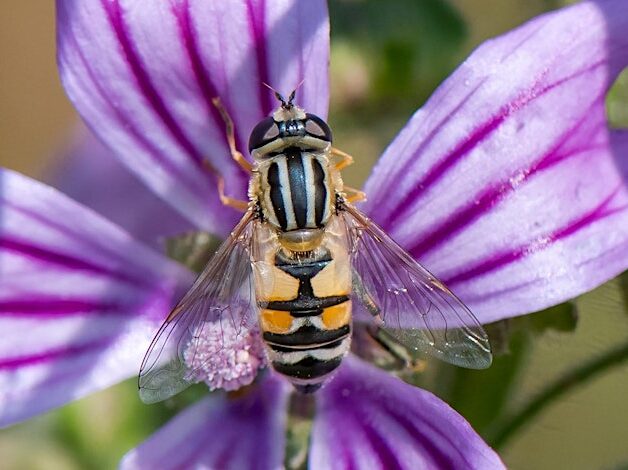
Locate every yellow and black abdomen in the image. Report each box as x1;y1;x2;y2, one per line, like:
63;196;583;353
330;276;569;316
256;245;352;393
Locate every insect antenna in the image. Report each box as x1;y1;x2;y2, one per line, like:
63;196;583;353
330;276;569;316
286;79;304;107
262;82;289;108
262;80;305;110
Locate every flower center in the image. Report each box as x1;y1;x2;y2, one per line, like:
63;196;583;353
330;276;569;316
183;320;268;392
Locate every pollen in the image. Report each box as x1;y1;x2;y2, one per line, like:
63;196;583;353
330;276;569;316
183;319;268;392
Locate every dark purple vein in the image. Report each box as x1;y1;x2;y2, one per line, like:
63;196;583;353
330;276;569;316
387;408;459;469
385;61;606;228
65;16;210;200
171;0;250;180
102;0;214;173
2;197;138;273
294;3;304;95
0;338;111;369
246;0;273;115
214;432;243;470
0;298;125;318
360;421;403;469
372;79;486;220
444;188;627;286
407;112;605;259
346;388;458;469
385;112;509;229
0;237;142;285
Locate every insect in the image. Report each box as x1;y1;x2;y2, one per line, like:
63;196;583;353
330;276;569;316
138;88;492;403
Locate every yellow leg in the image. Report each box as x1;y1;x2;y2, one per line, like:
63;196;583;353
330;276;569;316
331;147;355;171
212;97;253;174
344;185;366;203
218;177;248;212
409;359;427;373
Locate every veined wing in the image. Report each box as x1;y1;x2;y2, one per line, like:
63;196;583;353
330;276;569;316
341;204;492;369
138;211;259;403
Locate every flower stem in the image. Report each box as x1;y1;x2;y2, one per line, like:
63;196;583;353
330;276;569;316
488;341;628;449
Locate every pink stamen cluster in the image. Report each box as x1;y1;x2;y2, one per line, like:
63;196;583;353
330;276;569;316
183;319;268;392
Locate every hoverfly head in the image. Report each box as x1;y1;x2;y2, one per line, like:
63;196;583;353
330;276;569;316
248;82;332;158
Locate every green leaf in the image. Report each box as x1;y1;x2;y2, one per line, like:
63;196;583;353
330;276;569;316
430;302;576;434
165;231;222;273
607;68;628;129
480;302;578;359
284;394;314;470
487;340;628;449
619;271;628;315
527;302;578;333
53;379;176;470
443;330;531;434
329;0;467;104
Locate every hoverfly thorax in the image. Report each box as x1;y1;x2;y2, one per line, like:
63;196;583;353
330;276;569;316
249;92;336;249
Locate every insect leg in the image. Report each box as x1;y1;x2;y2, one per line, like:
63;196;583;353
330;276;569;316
343;186;367;203
212;97;253;174
367;326;427;372
353;268;427;372
352;270;383;324
218;177;249;212
330;147;355;171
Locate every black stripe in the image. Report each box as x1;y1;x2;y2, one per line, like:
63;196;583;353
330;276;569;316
268;337;347;353
261;295;349;313
264;249;344;315
284;308;324;318
286;149;307;228
273;356;342;379
274;259;330;279
294;383;322;394
312;158;326;227
267;161;287;230
263;324;350;347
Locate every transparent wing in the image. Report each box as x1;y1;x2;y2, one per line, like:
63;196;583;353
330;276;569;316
138;211;259;403
341;204;492;369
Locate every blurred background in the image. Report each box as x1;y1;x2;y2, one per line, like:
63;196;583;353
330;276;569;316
1;1;627;469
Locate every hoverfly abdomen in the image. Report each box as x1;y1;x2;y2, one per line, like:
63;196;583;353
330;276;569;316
254;236;352;393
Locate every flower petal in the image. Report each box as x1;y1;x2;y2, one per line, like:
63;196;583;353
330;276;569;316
120;374;289;470
57;0;330;234
310;356;504;470
363;0;628;322
49;129;195;249
0;169;192;427
51;128;194;248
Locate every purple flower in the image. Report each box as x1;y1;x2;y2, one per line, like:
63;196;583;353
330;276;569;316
121;357;502;469
1;0;627;468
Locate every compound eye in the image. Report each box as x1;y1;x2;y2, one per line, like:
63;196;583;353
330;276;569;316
304;113;332;142
248;117;280;152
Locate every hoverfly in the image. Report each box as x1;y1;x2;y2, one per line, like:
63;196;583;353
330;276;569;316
138;88;492;403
